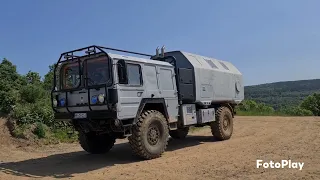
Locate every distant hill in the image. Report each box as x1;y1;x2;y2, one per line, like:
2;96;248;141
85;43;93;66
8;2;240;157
244;79;320;109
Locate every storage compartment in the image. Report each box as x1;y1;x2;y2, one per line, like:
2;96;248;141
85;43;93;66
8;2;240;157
197;108;215;124
178;68;193;84
180;104;197;125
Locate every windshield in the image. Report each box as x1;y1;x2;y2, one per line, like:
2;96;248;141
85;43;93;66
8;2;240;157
61;62;81;89
58;56;110;90
86;56;110;86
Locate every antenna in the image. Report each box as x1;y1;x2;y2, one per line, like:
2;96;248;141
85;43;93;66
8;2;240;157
161;45;165;57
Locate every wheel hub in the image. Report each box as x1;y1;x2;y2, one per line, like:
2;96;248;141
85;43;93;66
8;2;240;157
223;115;229;130
147;126;160;145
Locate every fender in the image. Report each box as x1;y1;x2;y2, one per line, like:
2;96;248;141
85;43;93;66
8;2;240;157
225;103;235;117
134;98;169;124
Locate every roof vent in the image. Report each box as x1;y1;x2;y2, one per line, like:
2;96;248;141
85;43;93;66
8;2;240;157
161;46;165;57
156;47;160;58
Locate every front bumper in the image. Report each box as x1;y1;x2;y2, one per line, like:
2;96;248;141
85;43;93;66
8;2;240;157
54;110;117;121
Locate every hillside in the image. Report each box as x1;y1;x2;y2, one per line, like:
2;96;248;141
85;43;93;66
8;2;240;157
244;79;320;109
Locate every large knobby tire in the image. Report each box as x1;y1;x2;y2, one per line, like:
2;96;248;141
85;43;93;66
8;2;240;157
210;106;233;140
78;131;116;154
169;127;189;139
128;110;169;160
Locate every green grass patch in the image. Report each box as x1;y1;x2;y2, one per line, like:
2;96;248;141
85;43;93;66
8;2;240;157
236;110;286;116
10;122;78;144
51;128;78;143
11;124;30;139
236;109;313;117
33;122;49;138
189;126;208;133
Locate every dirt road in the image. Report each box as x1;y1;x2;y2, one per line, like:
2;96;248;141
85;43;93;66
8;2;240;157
0;116;319;180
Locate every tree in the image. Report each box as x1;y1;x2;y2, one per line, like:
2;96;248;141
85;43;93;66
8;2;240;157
0;58;23;89
26;71;41;85
237;100;261;111
0;58;22;113
300;93;320;116
279;106;313;116
0;58;19;82
43;64;55;91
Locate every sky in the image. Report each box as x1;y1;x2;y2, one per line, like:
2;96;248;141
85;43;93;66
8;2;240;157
0;0;319;86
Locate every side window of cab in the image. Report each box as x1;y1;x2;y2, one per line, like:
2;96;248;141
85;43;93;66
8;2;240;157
117;59;143;86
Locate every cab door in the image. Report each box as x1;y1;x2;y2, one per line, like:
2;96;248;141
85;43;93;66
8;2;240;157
143;64;160;98
116;60;145;119
157;66;179;123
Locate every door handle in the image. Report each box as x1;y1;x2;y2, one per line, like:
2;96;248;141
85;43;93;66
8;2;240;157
137;92;143;97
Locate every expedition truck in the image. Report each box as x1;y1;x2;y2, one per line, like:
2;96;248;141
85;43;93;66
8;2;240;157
51;45;244;160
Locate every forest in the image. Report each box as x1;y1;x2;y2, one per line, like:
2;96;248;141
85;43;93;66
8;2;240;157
244;79;320;109
0;58;319;142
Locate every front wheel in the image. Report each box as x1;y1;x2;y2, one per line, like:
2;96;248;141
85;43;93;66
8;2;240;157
128;110;169;160
78;131;116;154
210;106;233;140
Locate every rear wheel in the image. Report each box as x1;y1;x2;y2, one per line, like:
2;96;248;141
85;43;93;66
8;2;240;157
210;106;233;140
78;131;116;154
169;127;189;139
128;110;169;160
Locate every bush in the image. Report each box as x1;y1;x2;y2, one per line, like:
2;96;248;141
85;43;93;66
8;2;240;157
19;84;46;104
0;59;80;144
32;100;54;126
300;93;320;116
236;99;315;116
33;122;49;138
257;103;275;113
280;107;313;116
10;101;54;126
237;100;258;111
10;103;38;124
0;90;19;113
236;100;276;115
11;124;30;139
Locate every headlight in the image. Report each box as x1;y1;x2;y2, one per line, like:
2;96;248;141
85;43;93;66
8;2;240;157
60;98;66;106
53;99;58;107
91;96;98;104
98;94;105;103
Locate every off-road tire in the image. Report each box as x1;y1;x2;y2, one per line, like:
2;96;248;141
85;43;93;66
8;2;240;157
78;131;116;154
169;127;189;139
210;106;233;140
128;110;169;160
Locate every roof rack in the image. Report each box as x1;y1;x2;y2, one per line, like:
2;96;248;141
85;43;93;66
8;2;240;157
61;45;153;58
97;46;153;57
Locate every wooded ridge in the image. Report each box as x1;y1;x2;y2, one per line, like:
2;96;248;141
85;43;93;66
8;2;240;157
244;79;320;109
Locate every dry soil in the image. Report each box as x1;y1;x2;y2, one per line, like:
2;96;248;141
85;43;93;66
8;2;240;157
0;116;319;180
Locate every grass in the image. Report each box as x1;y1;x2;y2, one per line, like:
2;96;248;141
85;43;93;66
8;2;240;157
189;125;209;133
236;110;287;116
236;110;314;116
51;128;78;143
12;124;30;139
11;122;78;144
